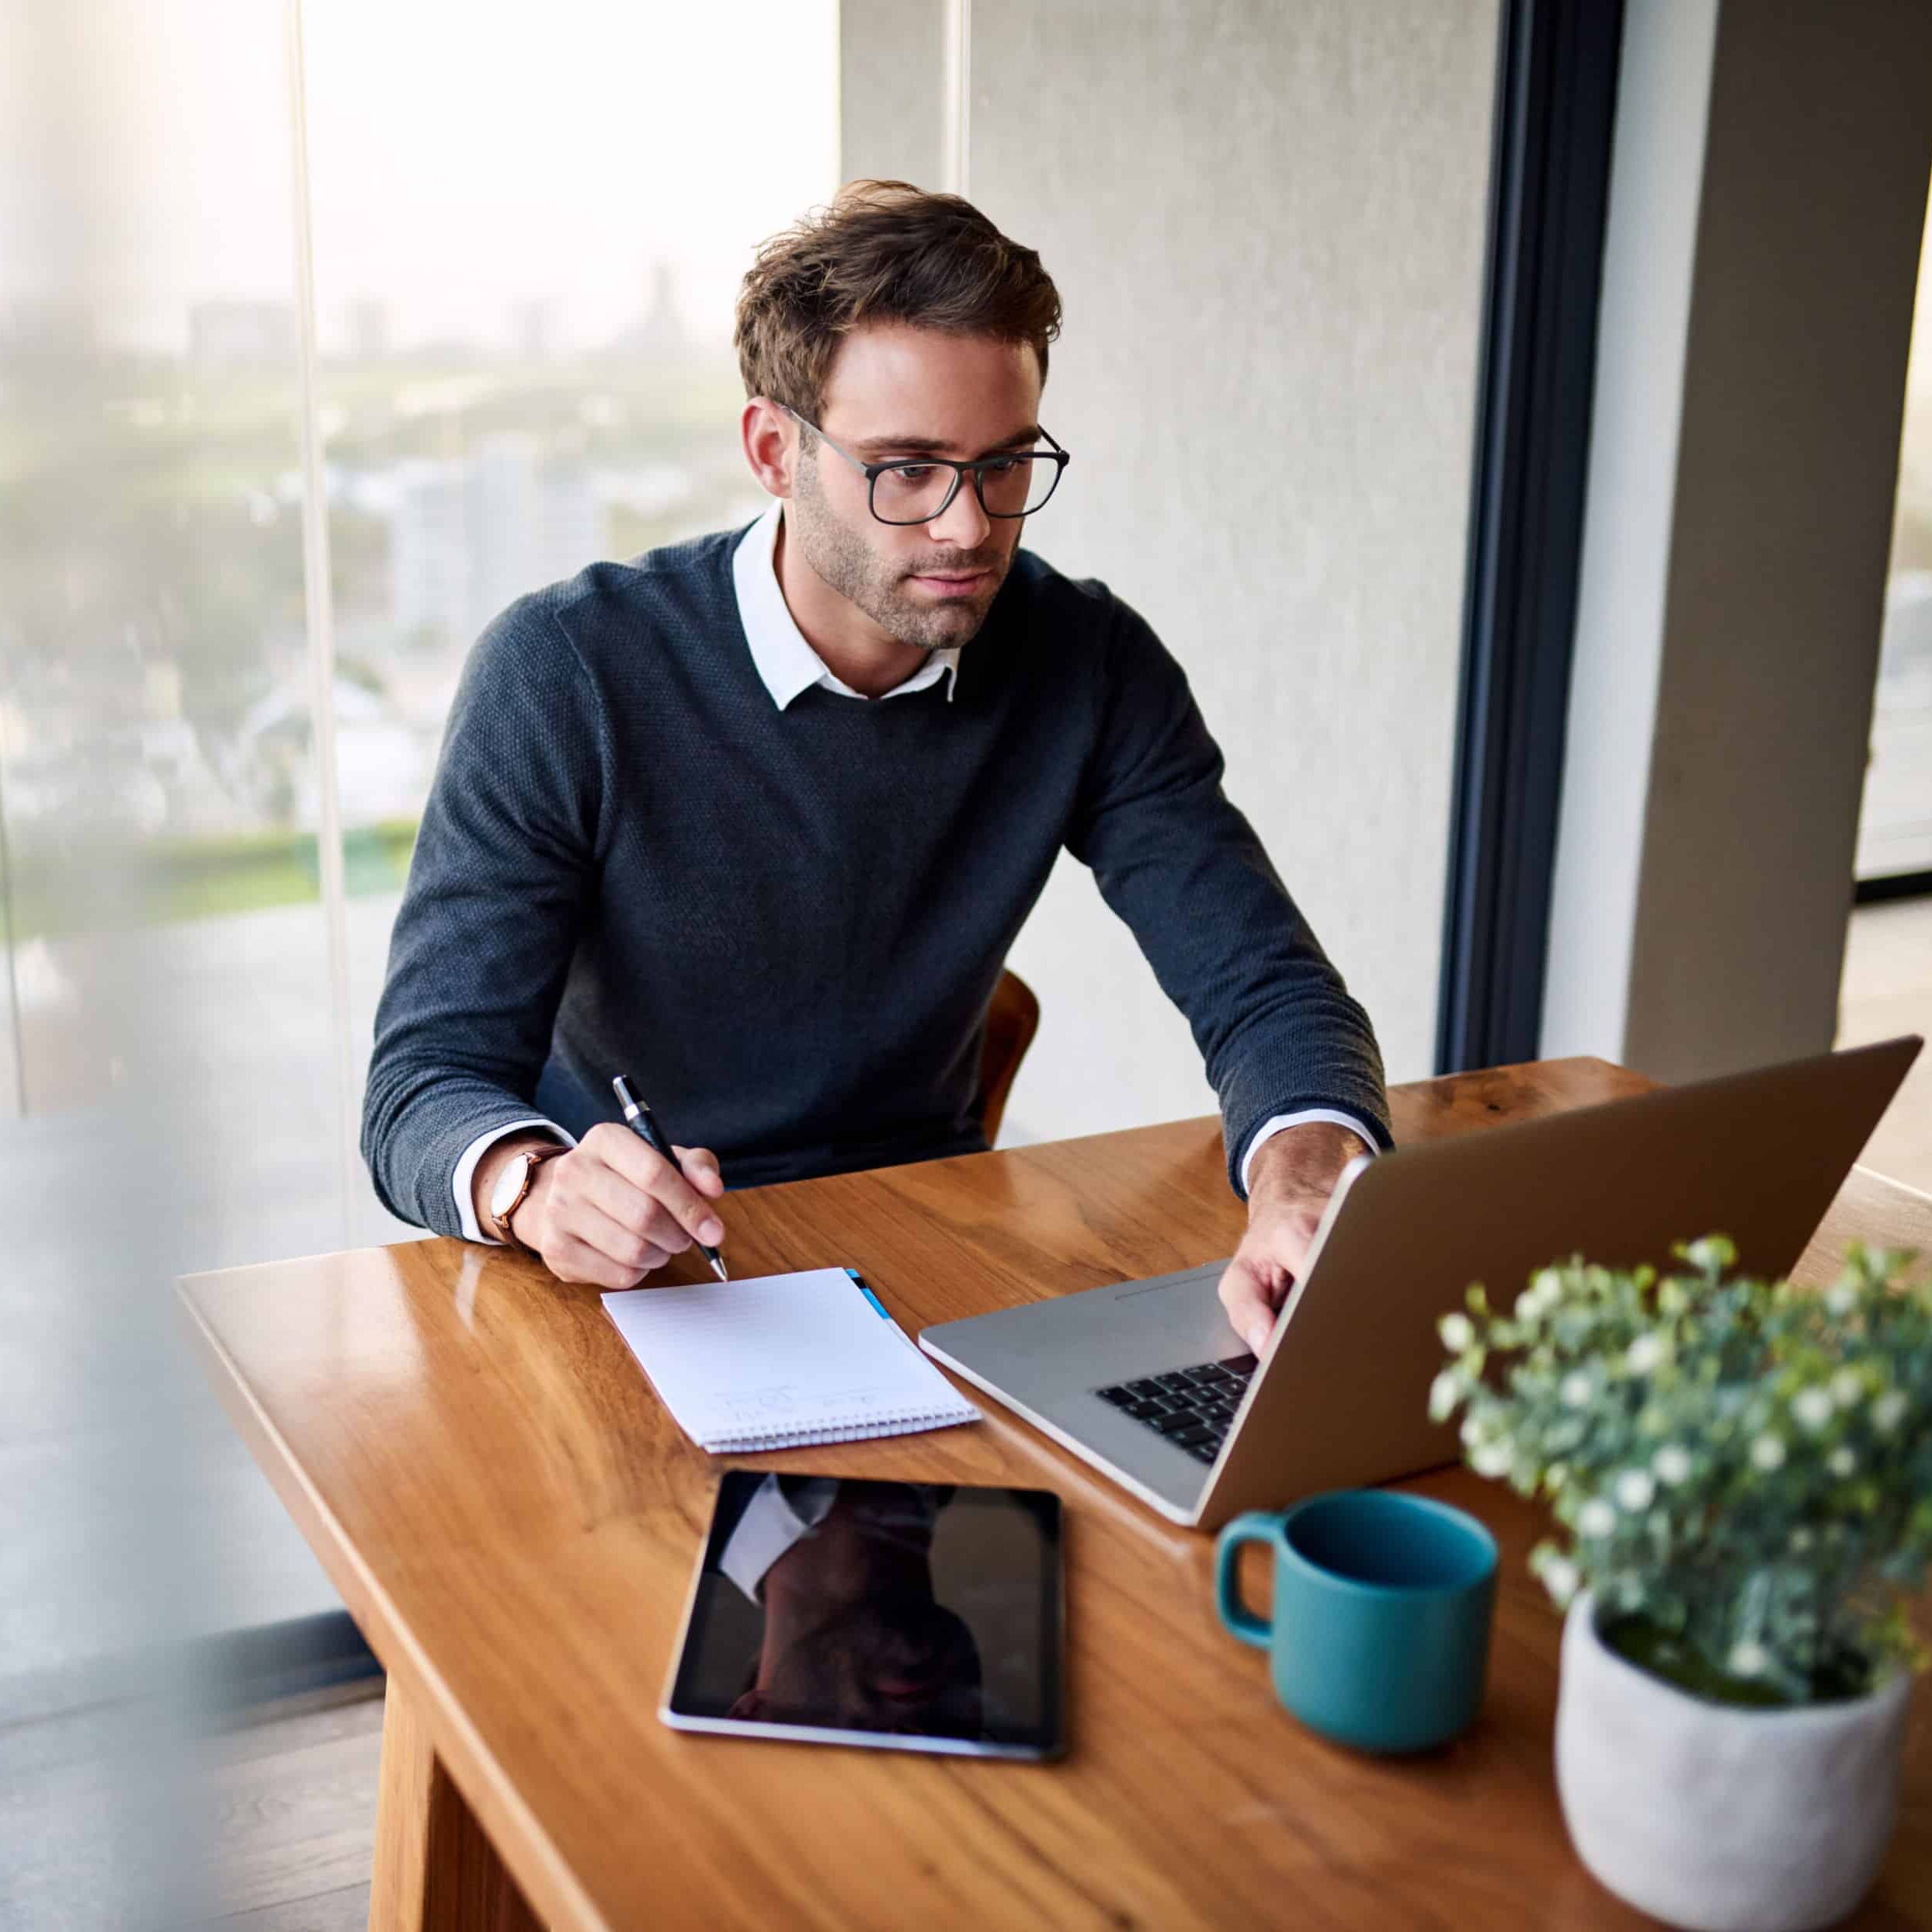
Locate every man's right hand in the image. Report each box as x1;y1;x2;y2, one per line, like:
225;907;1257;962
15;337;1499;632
475;1126;726;1288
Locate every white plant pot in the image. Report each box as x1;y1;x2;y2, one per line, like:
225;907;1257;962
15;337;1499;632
1555;1595;1911;1932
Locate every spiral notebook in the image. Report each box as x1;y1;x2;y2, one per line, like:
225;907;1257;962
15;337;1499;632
601;1267;982;1453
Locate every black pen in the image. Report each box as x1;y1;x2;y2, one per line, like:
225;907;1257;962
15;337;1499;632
610;1075;728;1281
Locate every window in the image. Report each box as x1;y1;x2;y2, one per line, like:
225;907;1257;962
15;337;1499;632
0;0;836;1709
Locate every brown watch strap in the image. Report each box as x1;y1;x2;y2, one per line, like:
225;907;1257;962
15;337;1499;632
497;1144;568;1254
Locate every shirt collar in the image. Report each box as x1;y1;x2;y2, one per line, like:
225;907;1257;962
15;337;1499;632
731;500;960;711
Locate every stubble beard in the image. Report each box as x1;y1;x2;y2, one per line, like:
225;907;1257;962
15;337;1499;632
791;454;1008;653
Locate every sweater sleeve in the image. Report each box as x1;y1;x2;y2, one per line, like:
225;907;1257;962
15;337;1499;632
1063;593;1392;1198
360;596;609;1235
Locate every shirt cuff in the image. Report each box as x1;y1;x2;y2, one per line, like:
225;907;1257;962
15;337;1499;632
718;1475;841;1604
453;1117;577;1244
1239;1109;1380;1197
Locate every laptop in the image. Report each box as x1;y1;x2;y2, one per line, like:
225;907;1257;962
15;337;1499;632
918;1037;1921;1532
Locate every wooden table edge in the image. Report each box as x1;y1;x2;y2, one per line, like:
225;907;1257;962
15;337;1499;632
176;1278;598;1930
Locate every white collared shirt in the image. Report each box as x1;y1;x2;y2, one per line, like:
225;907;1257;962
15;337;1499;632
731;499;960;707
449;504;1371;1239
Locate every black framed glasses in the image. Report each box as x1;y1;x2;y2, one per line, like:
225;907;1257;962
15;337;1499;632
780;405;1070;525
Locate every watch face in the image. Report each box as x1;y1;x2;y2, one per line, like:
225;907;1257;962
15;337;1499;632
489;1153;532;1223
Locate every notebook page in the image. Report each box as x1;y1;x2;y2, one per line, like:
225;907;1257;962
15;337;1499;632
601;1268;980;1451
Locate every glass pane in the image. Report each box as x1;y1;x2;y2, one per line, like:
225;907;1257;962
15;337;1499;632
1840;181;1932;1194
0;3;344;1908
1857;186;1932;885
297;0;839;1243
0;5;344;1270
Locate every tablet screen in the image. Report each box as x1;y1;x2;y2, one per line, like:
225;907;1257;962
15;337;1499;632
662;1472;1065;1760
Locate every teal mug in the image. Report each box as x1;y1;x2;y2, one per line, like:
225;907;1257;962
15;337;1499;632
1214;1489;1498;1753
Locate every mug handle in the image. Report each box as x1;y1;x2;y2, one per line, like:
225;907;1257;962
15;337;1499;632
1214;1510;1281;1648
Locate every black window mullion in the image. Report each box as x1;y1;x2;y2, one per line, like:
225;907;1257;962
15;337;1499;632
1436;0;1625;1075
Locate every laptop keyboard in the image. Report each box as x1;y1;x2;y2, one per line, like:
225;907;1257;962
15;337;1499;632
1092;1353;1259;1464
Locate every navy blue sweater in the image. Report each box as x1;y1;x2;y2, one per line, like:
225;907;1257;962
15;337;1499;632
361;526;1390;1235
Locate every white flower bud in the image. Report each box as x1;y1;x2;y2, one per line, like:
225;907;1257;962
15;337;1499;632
1438;1312;1475;1353
1559;1371;1593;1409
1542;1557;1580;1605
1577;1498;1617;1538
1791;1386;1834;1432
1652;1444;1693;1486
1515;1270;1562;1320
1873;1390;1909;1433
1614;1469;1656;1512
1824;1279;1857;1316
1429;1370;1462;1421
1827;1446;1856;1479
1728;1640;1769;1678
1829;1368;1863;1408
1471;1440;1513;1479
1750;1433;1786;1472
1624;1333;1666;1375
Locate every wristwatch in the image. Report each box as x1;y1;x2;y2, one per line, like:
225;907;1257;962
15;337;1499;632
488;1143;567;1253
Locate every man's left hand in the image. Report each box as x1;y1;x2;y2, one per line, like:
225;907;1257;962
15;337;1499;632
1216;1121;1374;1357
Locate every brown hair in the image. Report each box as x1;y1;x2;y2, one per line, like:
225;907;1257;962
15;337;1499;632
734;179;1062;424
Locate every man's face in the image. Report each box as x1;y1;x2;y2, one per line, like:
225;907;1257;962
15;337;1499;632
787;321;1043;653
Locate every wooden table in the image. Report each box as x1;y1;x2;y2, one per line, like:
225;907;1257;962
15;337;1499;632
180;1058;1932;1930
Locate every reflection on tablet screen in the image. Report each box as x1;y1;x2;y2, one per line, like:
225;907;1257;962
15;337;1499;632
663;1473;1064;1760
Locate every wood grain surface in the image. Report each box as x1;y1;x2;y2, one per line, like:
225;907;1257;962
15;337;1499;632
179;1058;1932;1931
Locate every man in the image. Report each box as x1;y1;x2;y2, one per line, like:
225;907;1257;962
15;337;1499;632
362;179;1390;1357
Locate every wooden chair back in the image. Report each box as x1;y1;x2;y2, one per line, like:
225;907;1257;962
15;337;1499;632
975;967;1040;1145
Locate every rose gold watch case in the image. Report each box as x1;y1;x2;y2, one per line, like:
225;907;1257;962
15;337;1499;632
491;1143;567;1252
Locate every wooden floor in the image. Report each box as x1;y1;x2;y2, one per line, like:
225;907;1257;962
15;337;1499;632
0;1677;384;1930
203;1684;384;1929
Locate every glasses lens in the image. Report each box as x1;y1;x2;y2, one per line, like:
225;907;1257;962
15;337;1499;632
979;453;1060;517
872;463;960;524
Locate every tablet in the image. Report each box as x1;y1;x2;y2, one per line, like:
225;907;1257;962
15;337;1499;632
661;1471;1065;1760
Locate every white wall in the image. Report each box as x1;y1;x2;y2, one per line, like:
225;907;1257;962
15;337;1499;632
843;1;1499;1144
1540;0;1719;1067
1545;0;1932;1082
839;0;947;192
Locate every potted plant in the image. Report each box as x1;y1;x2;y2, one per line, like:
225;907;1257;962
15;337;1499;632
1432;1235;1931;1932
